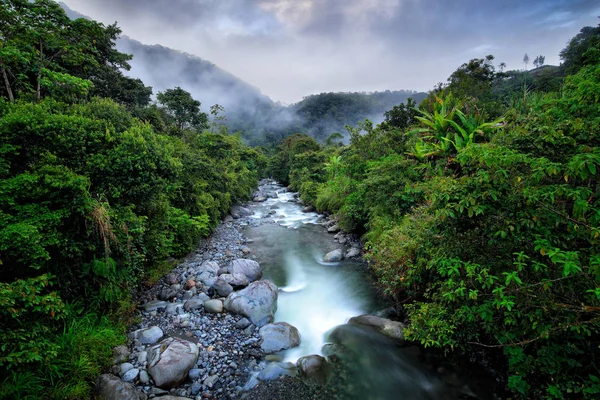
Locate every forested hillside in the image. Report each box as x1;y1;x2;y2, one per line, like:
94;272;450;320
268;22;600;399
0;1;265;398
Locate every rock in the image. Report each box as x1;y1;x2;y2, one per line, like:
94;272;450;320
327;224;340;233
232;205;254;217
348;314;406;342
96;374;147;400
229;259;262;282
204;299;223;313
253;196;267;202
119;362;134;376
213;277;234;297
184;279;195;290
338;236;348;245
241;246;252;255
139;300;169;312
122;368;139;383
159;286;179;300
188;368;202;380
257;362;297;380
148;337;199;389
224;280;278;327
137;351;148;364
235;318;251;329
323;249;343;262
165;302;184;315
166;273;178;285
345;247;361;258
112;345;129;364
243;375;260;391
302;205;315;213
199;261;220;276
224;215;234;223
297;355;331;386
203;374;219;388
220;273;249;287
139;370;150;384
183;298;204;312
154;397;190;400
259;322;301;353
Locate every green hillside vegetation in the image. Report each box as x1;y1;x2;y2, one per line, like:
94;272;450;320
268;22;600;399
0;1;265;398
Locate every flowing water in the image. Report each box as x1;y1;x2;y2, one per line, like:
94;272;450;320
241;182;499;400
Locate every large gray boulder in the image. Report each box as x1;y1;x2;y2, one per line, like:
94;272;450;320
96;374;147;400
129;326;163;345
323;249;343;262
297;355;331;386
224;280;278;327
259;322;301;353
148;337;199;389
348;314;406;342
199;261;220;276
231;205;254;217
228;259;262;282
220;273;250;287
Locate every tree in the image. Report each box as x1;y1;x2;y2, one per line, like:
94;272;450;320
533;55;546;69
560;21;600;75
523;53;530;70
156;86;208;134
381;98;418;131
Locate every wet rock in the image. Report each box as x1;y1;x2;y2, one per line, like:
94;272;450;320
232;206;254;217
147;337;199;389
323;249;343;262
229;259;262;282
204;299;223;313
338;235;348;245
348;314;406;342
253;196;267;202
224;280;278;327
257;362;297;380
96;374;147;400
302;205;315;213
297;355;331;386
327;224;340;233
139;300;169;312
224;215;234;223
259;322;301;353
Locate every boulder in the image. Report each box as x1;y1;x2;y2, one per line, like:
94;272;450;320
213;277;234;297
112;345;129;364
257;362;297;380
129;326;163;345
259;322;301;353
139;300;169;312
302;205;315;213
203;299;223;313
253;196;267;202
148;337;199;389
220;273;250;287
96;374;147;400
297;355;331;386
224;280;278;327
348;314;405;342
232;206;254;217
229;258;262;282
323;249;343;262
327;224;340;233
199;261;220;276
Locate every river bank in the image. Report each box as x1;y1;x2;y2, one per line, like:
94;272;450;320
96;179;500;400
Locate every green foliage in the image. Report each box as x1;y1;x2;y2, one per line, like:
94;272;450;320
157;86;208;135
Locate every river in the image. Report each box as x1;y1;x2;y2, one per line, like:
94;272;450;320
241;181;500;400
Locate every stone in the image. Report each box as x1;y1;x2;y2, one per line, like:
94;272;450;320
228;259;262;282
297;355;331;386
213;277;234;297
259;322;301;353
231;206;254;217
253;196;267;202
302;205;315;213
323;249;343;262
338;236;348;245
257;362;297;380
183;298;204;312
224;280;278;327
188;368;202;380
139;300;169;312
184;279;195;290
137;351;148;364
148;337;199;389
165;303;184;315
197;292;211;302
345;247;361;258
119;362;134;376
122;368;139;383
112;345;129;364
224;215;234;223
159;286;179;300
203;374;219;388
327;224;340;233
235;318;251;329
220;273;249;287
203;299;224;313
139;370;150;384
348;314;406;342
96;374;147;400
199;261;220;276
166;273;178;285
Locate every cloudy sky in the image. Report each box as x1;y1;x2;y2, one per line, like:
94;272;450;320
61;0;599;103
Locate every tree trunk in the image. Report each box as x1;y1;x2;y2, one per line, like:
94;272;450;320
36;39;43;102
1;62;14;102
